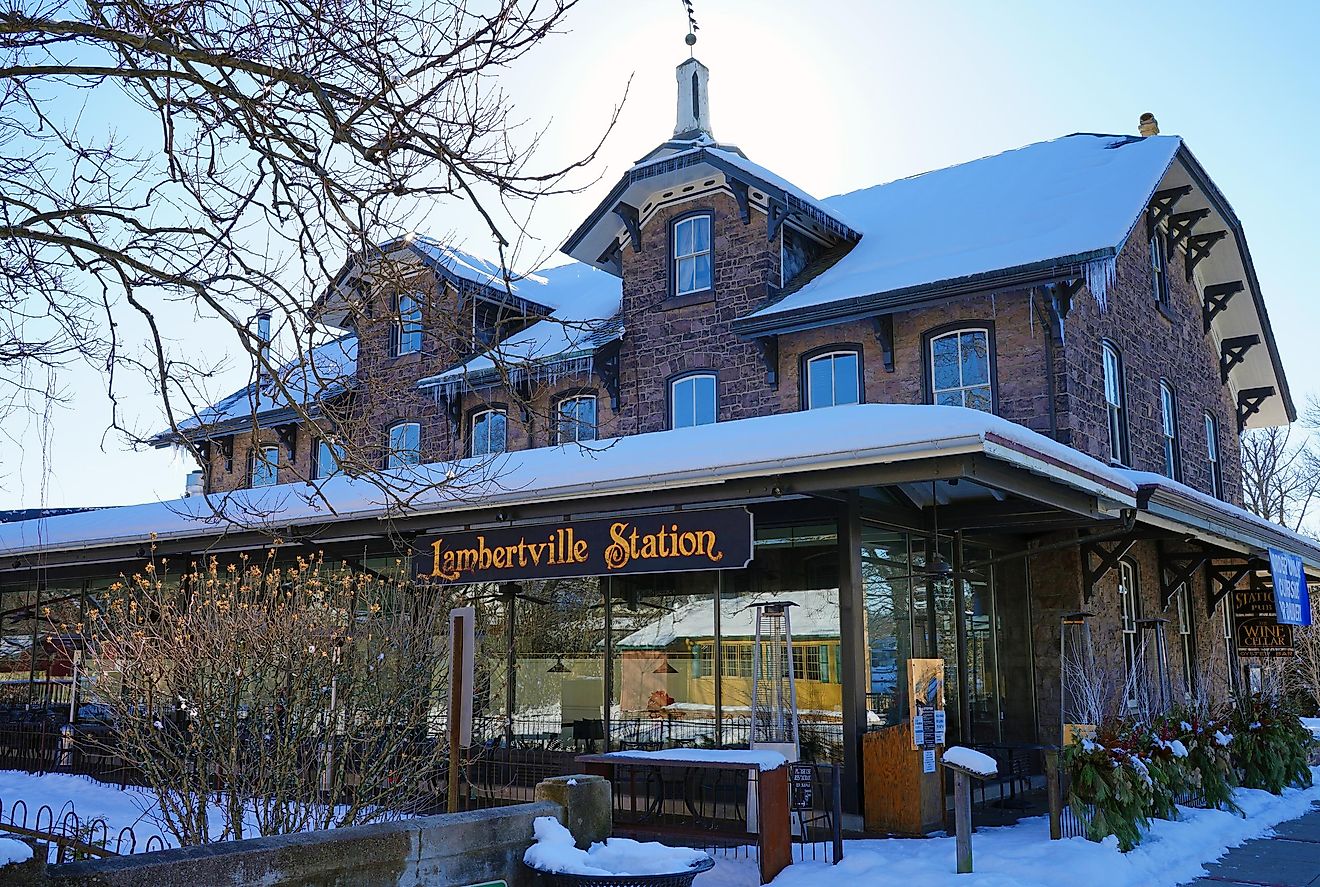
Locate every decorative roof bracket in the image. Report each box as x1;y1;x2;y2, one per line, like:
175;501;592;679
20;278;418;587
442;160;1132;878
1236;386;1275;432
730;178;751;225
1205;559;1254;616
1166;208;1211;250
441;391;462;433
1219;334;1261;384
276;423;298;459
614;203;642;253
1147;185;1193;235
596;239;623;276
593;339;622;410
758;335;779;388
872;314;895;373
1158;542;1209;610
1202;281;1244;333
219;436;235;472
766;200;790;242
1082;535;1138;604
1185;230;1228;281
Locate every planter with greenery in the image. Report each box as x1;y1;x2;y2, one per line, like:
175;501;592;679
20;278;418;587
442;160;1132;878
1230;694;1314;795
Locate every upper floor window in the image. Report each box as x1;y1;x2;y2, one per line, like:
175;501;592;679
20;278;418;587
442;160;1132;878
314;438;344;480
673;214;712;297
1205;412;1224;499
671;373;717;429
471;409;507;457
1150;230;1171;307
386;421;421;468
392;293;423;356
805;350;860;410
929;328;992;412
557;395;597;443
251;445;279;488
1160;381;1180;480
1102;341;1129;465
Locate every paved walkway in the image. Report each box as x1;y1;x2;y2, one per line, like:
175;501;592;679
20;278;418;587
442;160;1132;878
1187;803;1320;887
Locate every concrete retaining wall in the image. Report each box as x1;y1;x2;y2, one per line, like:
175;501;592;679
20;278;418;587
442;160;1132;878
47;800;563;887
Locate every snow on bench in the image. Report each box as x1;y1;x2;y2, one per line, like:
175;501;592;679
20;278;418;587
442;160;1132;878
591;748;788;771
942;746;999;779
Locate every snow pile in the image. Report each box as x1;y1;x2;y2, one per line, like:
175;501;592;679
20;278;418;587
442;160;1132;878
598;748;787;771
1301;718;1320;742
941;746;998;778
525;816;709;876
695;769;1320;887
0;838;32;866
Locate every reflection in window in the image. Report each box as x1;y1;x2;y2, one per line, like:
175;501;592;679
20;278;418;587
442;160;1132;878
806;351;860;409
251;445;279;487
673;214;712;296
315;439;343;480
1103;341;1128;464
930;328;992;411
1205;412;1224;498
386;421;421;468
671;373;717;428
471;409;507;457
1160;381;1180;480
557;395;597;443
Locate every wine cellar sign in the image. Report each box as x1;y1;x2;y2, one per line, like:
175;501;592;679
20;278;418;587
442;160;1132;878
414;508;754;584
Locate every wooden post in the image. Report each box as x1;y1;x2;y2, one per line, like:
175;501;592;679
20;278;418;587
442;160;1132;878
1045;750;1062;840
953;770;972;874
447;616;464;813
758;765;793;885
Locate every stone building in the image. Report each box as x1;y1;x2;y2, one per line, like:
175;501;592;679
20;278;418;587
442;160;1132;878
3;58;1317;825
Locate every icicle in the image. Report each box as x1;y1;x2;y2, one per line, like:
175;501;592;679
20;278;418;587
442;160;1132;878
1083;256;1117;312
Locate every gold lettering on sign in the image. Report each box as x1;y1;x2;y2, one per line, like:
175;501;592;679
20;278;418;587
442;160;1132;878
603;522;723;571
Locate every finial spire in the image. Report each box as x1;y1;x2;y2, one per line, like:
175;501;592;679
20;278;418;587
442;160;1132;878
680;0;698;56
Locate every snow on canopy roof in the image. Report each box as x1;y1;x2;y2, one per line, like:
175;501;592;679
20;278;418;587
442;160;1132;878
1121;469;1320;569
152;334;357;442
615;589;839;649
745;134;1182;324
0;403;1138;558
417;261;622;391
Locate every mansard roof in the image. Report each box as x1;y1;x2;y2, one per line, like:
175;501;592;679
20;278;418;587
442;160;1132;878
416;261;622;397
149;333;357;447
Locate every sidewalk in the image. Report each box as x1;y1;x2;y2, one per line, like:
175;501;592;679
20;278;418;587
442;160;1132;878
1187;803;1320;886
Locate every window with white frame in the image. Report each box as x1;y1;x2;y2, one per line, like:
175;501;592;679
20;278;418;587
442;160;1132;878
930;328;992;412
1120;559;1142;704
556;395;597;443
1174;584;1195;694
670;373;717;428
393;293;423;356
673;214;713;296
386;421;421;468
1160;381;1180;480
251;445;279;488
314;439;344;480
470;409;507;457
1103;341;1129;464
1205;412;1224;499
805;350;860;409
1150;229;1171;307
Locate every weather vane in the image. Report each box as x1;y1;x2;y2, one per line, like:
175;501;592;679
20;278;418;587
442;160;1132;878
680;0;698;53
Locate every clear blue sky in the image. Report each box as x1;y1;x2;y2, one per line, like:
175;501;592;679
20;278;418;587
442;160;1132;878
3;0;1318;509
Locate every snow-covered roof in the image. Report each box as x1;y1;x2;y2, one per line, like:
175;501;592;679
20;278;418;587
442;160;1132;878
417;262;623;394
616;589;839;648
1122;469;1320;569
151;334;357;444
741;134;1182;327
1;403;1139;559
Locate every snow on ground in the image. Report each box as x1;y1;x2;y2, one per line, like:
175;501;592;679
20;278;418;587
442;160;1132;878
525;816;709;876
697;769;1320;887
0;836;32;865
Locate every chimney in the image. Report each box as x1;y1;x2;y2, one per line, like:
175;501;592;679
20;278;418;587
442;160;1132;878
255;311;271;383
674;57;713;139
1138;113;1160;137
185;470;204;498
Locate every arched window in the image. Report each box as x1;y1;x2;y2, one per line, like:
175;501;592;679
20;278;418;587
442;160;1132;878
929;328;993;412
671;373;717;429
1205;412;1224;499
673;214;713;297
557;394;597;443
1102;341;1128;464
393;293;423;356
1160;380;1180;480
251;445;279;488
804;350;860;409
386;421;421;468
470;409;507;457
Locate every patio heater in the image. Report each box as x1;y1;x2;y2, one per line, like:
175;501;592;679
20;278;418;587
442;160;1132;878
750;601;799;755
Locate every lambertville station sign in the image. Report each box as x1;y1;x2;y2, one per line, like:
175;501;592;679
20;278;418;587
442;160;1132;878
415;508;754;584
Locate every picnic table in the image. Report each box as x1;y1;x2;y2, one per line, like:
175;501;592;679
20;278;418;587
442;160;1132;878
577;749;792;885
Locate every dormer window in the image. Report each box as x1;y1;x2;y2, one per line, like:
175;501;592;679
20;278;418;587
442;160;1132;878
673;214;712;297
471;409;507;457
386;421;421;468
251;446;279;488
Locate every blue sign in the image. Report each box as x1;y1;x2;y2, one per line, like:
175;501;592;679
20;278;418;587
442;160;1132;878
1268;548;1311;627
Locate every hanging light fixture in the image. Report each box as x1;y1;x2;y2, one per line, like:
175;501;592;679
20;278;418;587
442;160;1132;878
916;479;955;579
546;654;571;674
